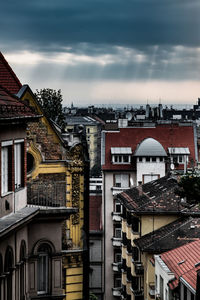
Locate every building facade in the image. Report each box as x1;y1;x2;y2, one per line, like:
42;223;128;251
0;52;90;300
101;120;197;300
0;85;75;299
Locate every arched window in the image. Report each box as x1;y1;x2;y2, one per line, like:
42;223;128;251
4;247;14;300
0;253;3;300
37;243;52;295
20;241;26;300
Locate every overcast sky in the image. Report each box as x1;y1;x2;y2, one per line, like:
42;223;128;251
1;0;200;107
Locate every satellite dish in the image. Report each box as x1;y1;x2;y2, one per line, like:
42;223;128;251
125;112;132;121
170;163;175;170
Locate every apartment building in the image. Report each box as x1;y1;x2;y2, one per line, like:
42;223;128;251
0;85;75;299
0;52;90;300
101;120;198;300
117;176;200;300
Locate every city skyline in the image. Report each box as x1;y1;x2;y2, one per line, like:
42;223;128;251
1;0;200;106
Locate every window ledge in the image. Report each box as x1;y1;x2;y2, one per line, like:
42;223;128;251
1;191;13;197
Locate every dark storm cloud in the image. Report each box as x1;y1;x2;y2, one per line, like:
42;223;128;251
1;0;200;51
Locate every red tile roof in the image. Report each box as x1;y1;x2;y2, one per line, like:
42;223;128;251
161;239;200;291
89;194;102;231
0;52;22;94
102;124;196;170
0;85;38;120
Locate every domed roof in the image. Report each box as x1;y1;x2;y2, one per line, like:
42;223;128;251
134;138;167;157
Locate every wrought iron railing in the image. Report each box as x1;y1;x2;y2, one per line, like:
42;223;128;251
27;181;66;208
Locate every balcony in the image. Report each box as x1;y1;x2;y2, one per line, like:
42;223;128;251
112;212;122;222
134;262;144;275
132;289;144;300
112;287;121;297
112;237;122;247
112;262;122;272
27;181;66;208
112;186;130;196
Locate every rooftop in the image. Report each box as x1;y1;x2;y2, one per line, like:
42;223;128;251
134;216;200;253
0;52;22;94
117;176;198;214
134;138;167;157
0;85;38;121
160;239;200;291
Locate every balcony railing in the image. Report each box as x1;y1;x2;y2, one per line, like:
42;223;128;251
112;262;122;272
112;287;121;297
134;262;144;275
27;181;66;208
132;289;144;300
112;212;122;222
112;237;122;247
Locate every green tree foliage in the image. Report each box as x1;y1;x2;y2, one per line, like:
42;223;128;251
176;172;200;204
35;88;65;129
89;293;98;300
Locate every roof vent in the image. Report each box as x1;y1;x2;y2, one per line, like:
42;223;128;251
195;262;200;268
177;260;185;265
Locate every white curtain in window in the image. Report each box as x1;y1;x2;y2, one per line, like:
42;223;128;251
1;147;8;194
115;174;129;188
15;143;21;189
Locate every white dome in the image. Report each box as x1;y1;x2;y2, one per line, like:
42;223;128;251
134;138;167;157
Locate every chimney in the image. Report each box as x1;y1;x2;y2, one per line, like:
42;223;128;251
137;182;143;196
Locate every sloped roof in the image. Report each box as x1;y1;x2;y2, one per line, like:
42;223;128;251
160;239;200;291
116;176;198;214
134;138;167;157
0;52;22;94
134;217;200;253
102;124;196;170
0;85;39;121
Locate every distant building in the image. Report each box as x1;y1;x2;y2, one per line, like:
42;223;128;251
65;115;102;172
89;177;103;299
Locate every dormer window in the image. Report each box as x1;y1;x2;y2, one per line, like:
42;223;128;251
168;147;190;165
111;147;132;164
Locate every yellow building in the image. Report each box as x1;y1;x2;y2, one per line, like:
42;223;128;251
18;85;89;300
116;176;185;300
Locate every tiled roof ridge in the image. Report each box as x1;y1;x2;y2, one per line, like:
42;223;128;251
0;52;22;90
136;216;193;251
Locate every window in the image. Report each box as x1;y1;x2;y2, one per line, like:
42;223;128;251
152;157;156;162
114;250;122;263
115;200;122;213
132;247;139;261
20;241;26;300
1;141;13;195
114;275;121;288
4;247;14;300
145;157;150;162
132;217;139;232
114;225;122;238
138;157;143;162
112;155;131;164
27;152;35;174
183;285;187;300
114;174;129;188
37;244;51;295
14;140;24;190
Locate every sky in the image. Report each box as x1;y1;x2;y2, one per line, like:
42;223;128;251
1;0;200;107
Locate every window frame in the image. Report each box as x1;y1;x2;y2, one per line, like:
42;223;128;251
14;139;24;190
1;141;13;196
